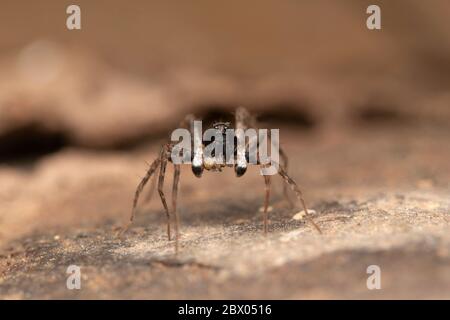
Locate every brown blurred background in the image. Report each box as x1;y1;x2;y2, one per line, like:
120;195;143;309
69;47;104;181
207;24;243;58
0;1;449;299
1;0;449;153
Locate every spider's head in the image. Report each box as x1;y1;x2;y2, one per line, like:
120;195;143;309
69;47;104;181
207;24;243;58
212;121;231;134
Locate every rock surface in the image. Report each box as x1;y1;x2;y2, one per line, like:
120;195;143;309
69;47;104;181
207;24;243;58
1;126;449;299
1;0;450;300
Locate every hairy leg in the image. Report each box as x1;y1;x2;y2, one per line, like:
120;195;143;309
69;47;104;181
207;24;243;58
277;165;322;234
143;171;157;203
157;145;172;240
121;114;195;245
279;147;294;208
172;164;181;253
236;107;316;232
119;156;161;237
237;107;273;233
262;172;271;234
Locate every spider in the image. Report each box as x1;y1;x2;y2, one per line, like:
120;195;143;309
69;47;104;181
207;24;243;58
120;107;321;252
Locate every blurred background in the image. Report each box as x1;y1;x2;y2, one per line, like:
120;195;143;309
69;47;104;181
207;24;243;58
0;1;449;299
1;0;449;153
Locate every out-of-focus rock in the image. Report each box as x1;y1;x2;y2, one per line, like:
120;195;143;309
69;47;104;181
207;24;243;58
0;41;179;148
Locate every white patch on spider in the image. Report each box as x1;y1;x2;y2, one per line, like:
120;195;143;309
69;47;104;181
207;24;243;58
203;156;215;170
258;206;273;212
292;209;316;220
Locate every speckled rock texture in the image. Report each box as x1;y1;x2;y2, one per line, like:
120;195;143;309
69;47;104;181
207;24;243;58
1;126;449;299
0;0;449;299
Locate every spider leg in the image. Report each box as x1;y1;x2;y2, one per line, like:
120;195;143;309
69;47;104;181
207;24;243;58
235;107;257;176
279;147;295;208
236;107;310;232
277;164;322;234
236;107;272;233
157;145;172;240
265;124;294;208
262;172;271;234
119;156;161;237
143;171;157;203
172;164;181;254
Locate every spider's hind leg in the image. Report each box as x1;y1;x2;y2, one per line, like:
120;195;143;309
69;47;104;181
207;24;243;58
143;170;157;203
119;156;161;237
279;147;295;208
277;164;322;234
157;145;172;240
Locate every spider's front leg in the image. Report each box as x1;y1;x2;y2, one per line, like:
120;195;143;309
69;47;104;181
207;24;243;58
172;164;181;253
262;173;271;234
